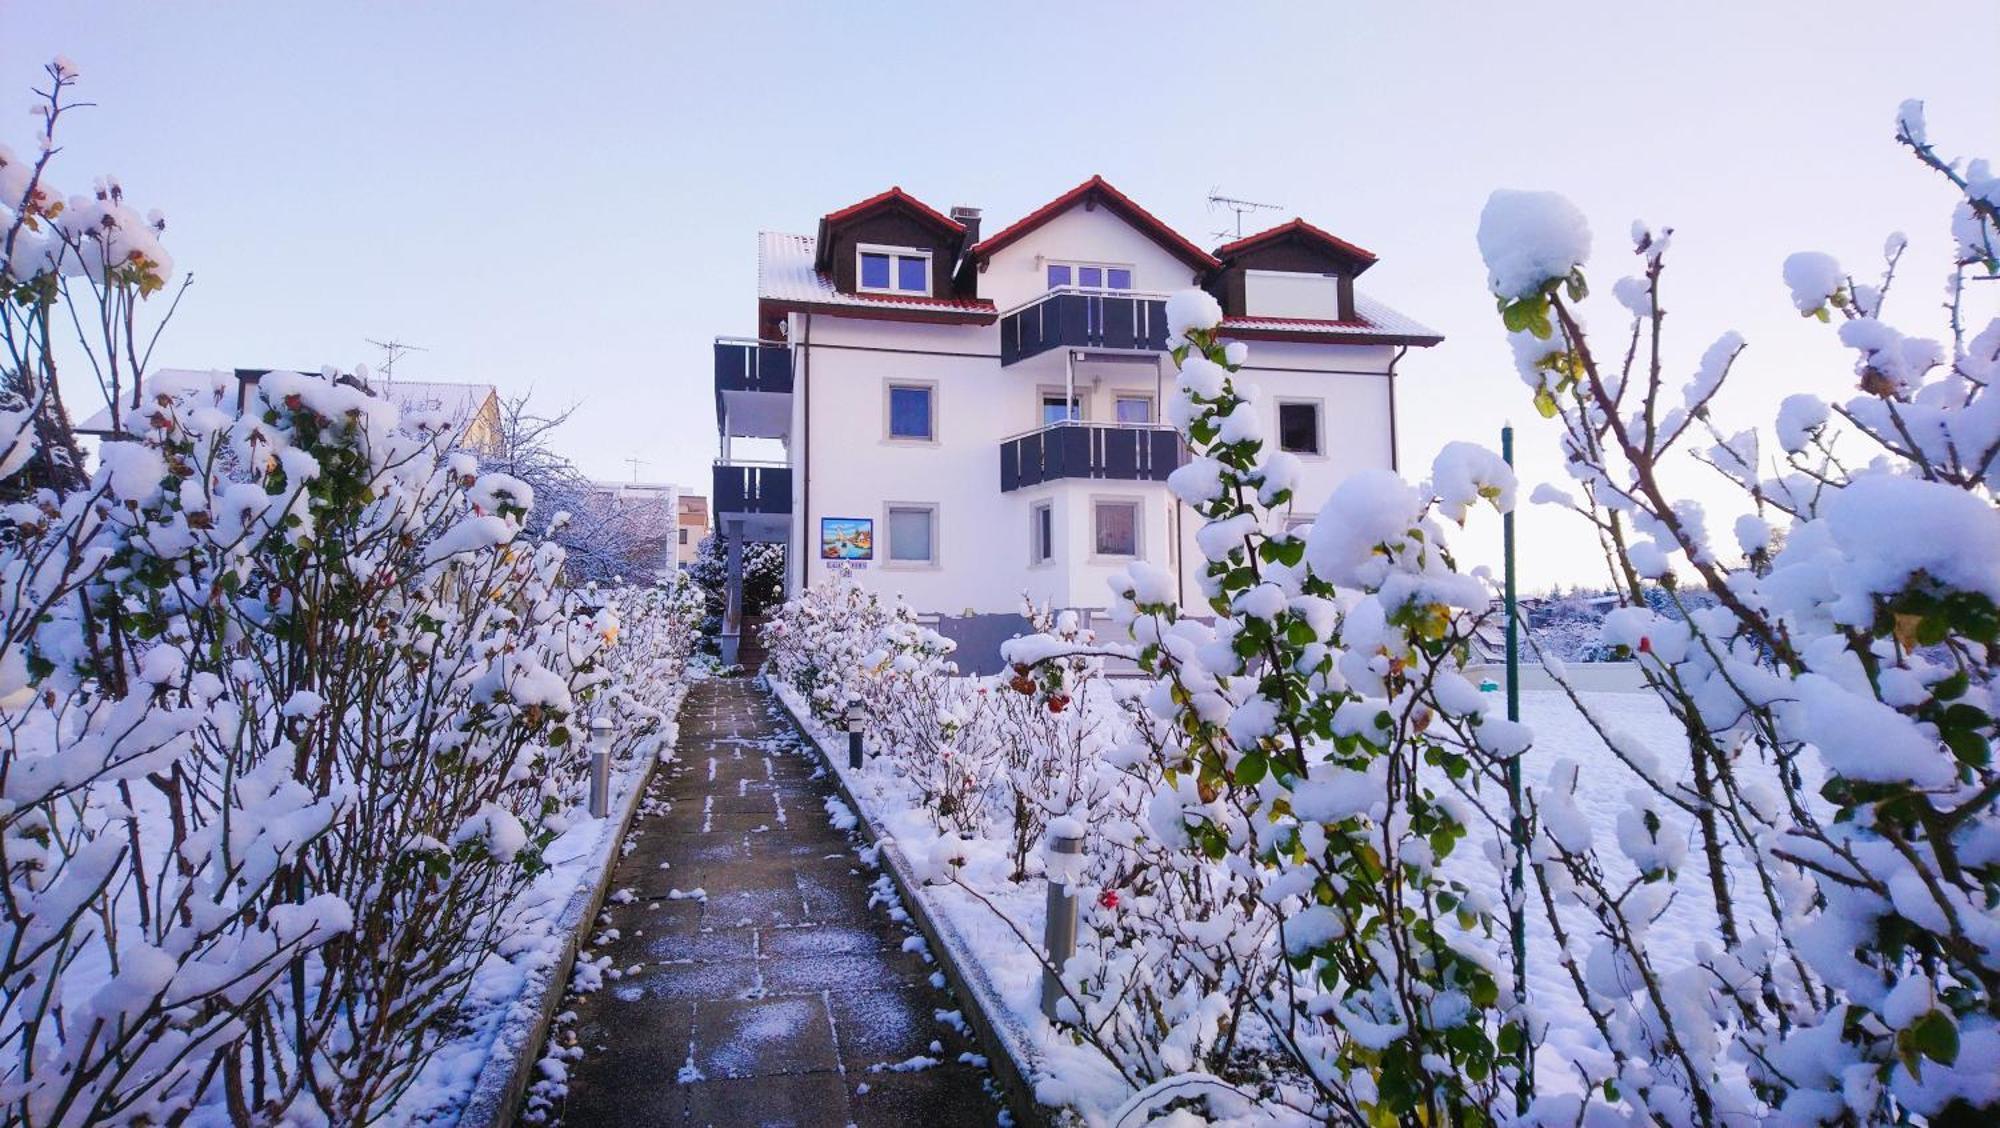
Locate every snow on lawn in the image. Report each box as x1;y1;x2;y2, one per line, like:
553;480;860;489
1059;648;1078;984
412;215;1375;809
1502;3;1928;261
1504;688;1726;1087
782;674;1727;1121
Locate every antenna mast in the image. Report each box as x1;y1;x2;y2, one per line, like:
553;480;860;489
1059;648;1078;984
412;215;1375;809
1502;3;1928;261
624;456;649;483
1207;188;1284;241
364;337;427;385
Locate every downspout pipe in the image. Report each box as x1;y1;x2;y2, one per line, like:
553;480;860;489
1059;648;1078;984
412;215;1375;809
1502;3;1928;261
799;312;812;597
1386;345;1408;473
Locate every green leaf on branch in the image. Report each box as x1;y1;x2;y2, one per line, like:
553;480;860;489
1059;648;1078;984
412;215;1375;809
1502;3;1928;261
1564;267;1589;302
1500;295;1554;340
1236;754;1268;787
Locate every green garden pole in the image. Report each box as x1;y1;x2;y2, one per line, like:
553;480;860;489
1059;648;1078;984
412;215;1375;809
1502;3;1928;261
1502;423;1530;1113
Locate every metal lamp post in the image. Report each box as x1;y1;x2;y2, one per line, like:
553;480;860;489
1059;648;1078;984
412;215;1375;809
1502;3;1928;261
844;697;865;770
588;712;614;819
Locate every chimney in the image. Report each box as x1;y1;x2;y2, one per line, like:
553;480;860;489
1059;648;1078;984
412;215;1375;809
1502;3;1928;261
949;205;982;245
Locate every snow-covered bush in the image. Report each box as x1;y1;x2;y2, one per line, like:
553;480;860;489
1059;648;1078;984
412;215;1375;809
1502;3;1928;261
1010;297;1524;1123
0;63;699;1125
767;585;1117;881
763;572;911;722
989;602;1119;880
1480;102;2000;1123
686;532;785;655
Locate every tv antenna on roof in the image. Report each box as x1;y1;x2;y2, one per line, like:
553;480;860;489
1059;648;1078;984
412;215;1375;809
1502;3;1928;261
1207;189;1284;241
624;456;649;483
364;337;427;385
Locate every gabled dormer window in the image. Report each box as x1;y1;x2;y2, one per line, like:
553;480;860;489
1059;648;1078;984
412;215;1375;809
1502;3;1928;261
857;244;931;295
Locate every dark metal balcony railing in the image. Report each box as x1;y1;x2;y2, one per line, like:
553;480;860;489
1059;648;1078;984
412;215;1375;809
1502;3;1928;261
712;461;792;515
999;288;1171;365
999;421;1182;492
713;338;794;395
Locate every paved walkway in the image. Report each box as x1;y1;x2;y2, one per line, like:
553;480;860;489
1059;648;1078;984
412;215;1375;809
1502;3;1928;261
550;678;1001;1126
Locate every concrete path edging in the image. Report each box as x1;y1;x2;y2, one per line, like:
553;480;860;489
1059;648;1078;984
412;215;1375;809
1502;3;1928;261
457;750;664;1128
768;681;1053;1128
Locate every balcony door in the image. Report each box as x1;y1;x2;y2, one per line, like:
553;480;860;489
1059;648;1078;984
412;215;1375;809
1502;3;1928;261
1042;392;1083;427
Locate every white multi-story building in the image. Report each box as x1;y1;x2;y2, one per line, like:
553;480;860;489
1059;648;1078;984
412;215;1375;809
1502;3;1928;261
712;177;1440;665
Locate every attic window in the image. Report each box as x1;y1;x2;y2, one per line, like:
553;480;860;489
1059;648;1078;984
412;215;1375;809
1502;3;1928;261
1245;269;1342;320
857;245;931;295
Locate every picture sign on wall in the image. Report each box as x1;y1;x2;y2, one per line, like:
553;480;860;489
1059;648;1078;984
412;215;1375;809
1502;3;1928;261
820;517;874;561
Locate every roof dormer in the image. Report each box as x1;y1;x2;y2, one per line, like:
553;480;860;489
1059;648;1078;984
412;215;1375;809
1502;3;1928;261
1210;217;1378;322
969;176;1220;279
813;187;971;300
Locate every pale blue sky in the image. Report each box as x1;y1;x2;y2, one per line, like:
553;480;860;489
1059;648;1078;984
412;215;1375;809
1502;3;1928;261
7;1;1995;587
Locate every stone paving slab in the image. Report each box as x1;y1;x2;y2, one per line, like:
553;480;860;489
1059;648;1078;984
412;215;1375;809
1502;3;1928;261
545;678;1002;1126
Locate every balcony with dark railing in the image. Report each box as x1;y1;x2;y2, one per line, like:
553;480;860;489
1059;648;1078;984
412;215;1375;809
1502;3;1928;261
713;338;793;395
998;288;1171;365
712;461;792;516
999;421;1183;492
714;338;794;437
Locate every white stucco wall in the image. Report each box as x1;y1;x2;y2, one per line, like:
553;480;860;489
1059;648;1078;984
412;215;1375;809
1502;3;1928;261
768;201;1408;617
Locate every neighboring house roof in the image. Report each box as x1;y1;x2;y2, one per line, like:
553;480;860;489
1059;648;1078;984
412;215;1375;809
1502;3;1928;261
678;494;708;517
971;175;1221;272
1215;216;1379;273
377;379;499;427
1220;293;1443;347
72;368;502;436
758;232;998;322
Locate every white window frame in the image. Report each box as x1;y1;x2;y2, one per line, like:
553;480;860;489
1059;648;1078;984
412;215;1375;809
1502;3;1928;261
857;243;933;296
884;379;938;444
1275;397;1326;458
884;502;940;568
1245;268;1344;320
1090;496;1144;562
1038;385;1086;427
1047;260;1136;291
1112;391;1156;425
1030;500;1054;566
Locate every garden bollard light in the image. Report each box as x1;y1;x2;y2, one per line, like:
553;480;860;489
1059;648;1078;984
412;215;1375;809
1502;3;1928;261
845;697;866;770
588;716;613;819
1041;824;1085;1021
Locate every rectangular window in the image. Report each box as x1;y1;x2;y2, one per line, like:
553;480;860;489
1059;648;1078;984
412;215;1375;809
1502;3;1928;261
888;384;934;440
860;252;892;290
678;528;689;545
1093;500;1139;558
857;245;931;295
1245;269;1342;320
888;505;936;563
1031;502;1053;563
1047;261;1134;291
1114;395;1154;424
1278;401;1322;455
1042;393;1082;427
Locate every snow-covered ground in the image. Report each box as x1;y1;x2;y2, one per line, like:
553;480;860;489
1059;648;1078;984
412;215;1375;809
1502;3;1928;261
779;674;1711;1122
398;753;665;1125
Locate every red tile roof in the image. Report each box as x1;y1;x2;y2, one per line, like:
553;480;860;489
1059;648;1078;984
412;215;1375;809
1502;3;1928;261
1215;217;1378;268
971;176;1221;272
819;186;964;234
